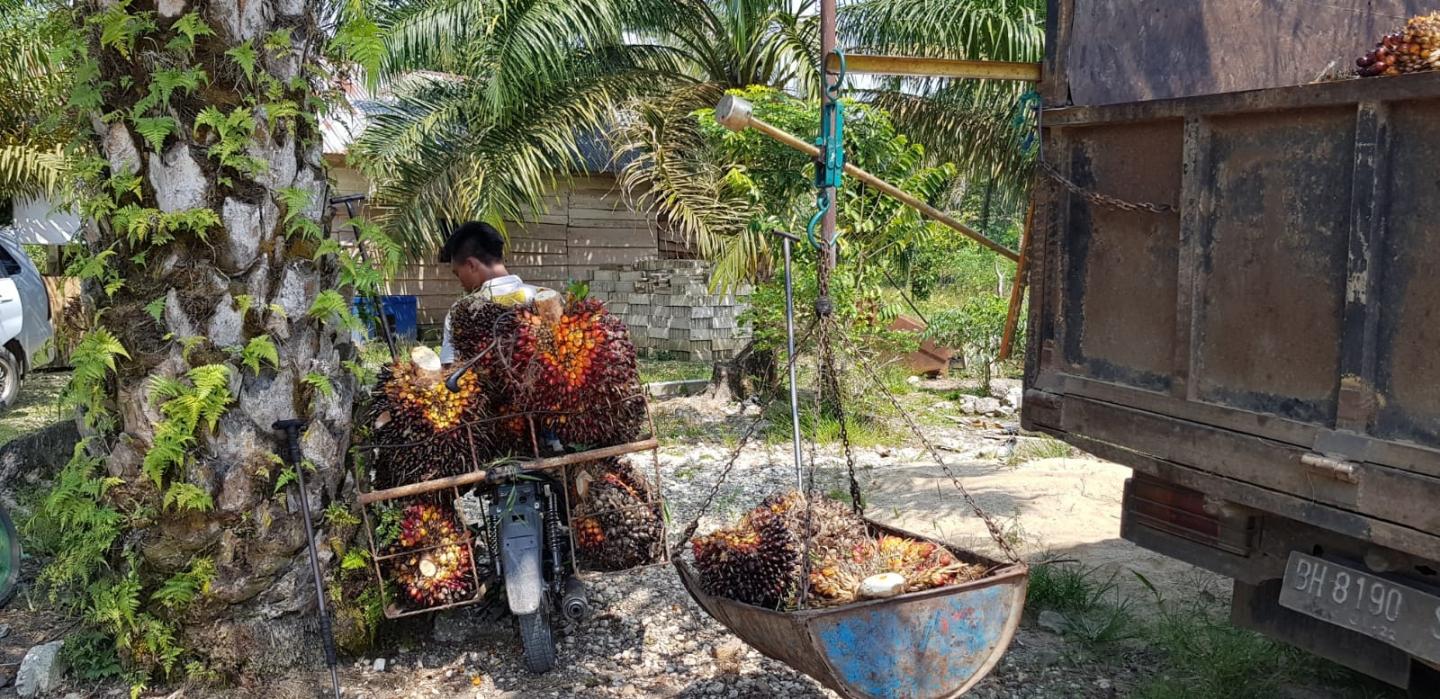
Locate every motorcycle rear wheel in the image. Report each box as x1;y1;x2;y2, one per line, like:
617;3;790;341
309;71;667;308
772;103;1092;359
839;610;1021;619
518;601;557;674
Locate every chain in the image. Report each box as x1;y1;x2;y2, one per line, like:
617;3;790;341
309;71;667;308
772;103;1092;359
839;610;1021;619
671;321;820;558
818;318;864;517
1037;159;1177;215
836;331;1022;563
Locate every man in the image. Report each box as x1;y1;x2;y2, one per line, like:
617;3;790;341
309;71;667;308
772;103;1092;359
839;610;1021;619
438;221;539;366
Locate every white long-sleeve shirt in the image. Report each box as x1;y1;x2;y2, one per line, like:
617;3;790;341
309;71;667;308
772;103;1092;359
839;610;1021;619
439;275;538;364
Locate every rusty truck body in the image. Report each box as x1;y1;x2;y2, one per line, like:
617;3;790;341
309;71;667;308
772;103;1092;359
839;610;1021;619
1023;0;1440;691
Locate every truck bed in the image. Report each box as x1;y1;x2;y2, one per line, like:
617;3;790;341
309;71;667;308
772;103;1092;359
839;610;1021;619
1025;66;1440;559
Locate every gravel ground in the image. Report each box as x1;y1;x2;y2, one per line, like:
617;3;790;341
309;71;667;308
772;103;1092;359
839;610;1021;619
310;388;1176;699
0;383;1398;698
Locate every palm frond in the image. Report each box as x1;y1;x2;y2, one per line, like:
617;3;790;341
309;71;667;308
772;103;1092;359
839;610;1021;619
839;0;1045;62
0;143;67;200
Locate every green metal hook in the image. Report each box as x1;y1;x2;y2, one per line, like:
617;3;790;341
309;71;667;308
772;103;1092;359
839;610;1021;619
807;193;831;250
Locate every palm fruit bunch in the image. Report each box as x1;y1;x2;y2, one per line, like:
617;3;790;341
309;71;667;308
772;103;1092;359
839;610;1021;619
386;503;476;608
807;534;985;607
449;293;646;449
1357;12;1440;77
364;347;492;488
568;459;665;571
690;491;868;609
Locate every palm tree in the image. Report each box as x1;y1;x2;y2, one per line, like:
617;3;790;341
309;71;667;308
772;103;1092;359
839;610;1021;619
26;0;363;678
355;0;819;255
839;0;1046;215
356;0;1044;261
0;0;72;201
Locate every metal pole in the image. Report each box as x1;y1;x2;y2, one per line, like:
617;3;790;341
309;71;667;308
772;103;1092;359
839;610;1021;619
777;231;804;491
272;419;343;699
330;195;399;361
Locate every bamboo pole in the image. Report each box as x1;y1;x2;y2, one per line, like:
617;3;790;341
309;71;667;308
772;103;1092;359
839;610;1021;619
356;438;659;504
714;96;1020;262
828;54;1042;82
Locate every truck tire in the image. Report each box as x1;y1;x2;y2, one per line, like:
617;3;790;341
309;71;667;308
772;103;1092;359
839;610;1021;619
0;348;19;412
518;604;556;674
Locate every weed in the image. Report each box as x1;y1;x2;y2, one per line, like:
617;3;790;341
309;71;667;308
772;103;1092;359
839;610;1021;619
61;630;125;680
1007;435;1074;466
1132;573;1399;699
654;412;713;443
824;488;866;510
1027;561;1119;616
639;359;713;384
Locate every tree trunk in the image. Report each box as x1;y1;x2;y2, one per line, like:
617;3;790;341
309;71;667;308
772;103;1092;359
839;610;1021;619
79;0;354;675
707;339;777;403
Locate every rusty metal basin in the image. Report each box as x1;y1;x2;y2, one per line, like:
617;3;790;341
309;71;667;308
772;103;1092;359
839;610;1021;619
675;525;1028;699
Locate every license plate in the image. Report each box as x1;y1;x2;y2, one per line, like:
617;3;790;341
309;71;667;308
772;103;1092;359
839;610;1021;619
1279;551;1440;664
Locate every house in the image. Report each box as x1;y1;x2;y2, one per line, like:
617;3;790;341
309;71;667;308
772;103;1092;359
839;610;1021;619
322;101;696;338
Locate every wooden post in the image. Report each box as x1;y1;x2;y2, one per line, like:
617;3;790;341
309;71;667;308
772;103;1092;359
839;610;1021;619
819;0;839;272
999;198;1037;361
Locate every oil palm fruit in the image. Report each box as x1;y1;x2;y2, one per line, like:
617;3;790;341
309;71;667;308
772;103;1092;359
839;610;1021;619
1358;12;1440;76
569;459;664;571
365;347;491;488
387;503;476;608
690;491;867;610
448;295;646;450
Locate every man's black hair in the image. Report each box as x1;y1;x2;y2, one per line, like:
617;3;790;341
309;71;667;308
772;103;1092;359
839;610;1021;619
439;221;505;265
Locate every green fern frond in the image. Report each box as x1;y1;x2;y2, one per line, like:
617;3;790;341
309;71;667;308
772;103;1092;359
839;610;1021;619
303;372;335;398
161;482;213;513
240;335;280;375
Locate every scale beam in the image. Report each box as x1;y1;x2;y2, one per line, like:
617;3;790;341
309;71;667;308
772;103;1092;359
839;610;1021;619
827;54;1042;82
715;96;1021;263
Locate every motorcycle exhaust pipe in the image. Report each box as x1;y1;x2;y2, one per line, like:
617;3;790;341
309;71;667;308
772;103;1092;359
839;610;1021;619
561;577;590;622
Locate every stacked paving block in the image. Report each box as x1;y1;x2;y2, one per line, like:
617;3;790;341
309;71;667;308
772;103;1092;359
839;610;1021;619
586;259;752;362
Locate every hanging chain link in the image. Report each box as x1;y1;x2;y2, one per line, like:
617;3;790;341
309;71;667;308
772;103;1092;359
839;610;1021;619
819;318;865;517
836;331;1023;563
671;321;820;558
1036;159;1178;215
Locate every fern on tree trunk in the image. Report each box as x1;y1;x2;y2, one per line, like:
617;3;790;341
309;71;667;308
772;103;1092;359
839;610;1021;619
43;0;375;679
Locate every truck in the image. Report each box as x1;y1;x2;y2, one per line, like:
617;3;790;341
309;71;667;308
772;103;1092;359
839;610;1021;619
1022;1;1440;694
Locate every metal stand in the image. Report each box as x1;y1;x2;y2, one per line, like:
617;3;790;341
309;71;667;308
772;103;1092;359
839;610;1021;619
273;419;343;699
329;194;399;361
773;230;805;491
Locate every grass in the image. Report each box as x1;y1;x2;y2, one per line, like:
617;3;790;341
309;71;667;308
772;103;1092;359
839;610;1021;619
0;370;69;447
639;358;713;385
1025;561;1403;699
1007;435;1075;466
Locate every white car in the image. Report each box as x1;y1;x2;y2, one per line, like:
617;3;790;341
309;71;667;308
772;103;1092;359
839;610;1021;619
0;235;52;408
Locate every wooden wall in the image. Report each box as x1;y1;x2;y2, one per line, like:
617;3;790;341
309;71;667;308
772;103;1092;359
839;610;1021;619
327;164;689;333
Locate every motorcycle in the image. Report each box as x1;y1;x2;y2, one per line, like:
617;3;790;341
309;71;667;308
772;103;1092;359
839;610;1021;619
447;358;587;674
467;474;589;673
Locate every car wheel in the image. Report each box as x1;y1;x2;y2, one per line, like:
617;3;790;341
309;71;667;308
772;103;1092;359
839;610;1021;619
0;349;19;411
0;506;19;608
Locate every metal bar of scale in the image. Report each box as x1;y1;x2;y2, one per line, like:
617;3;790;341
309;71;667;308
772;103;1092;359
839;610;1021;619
713;96;1020;263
